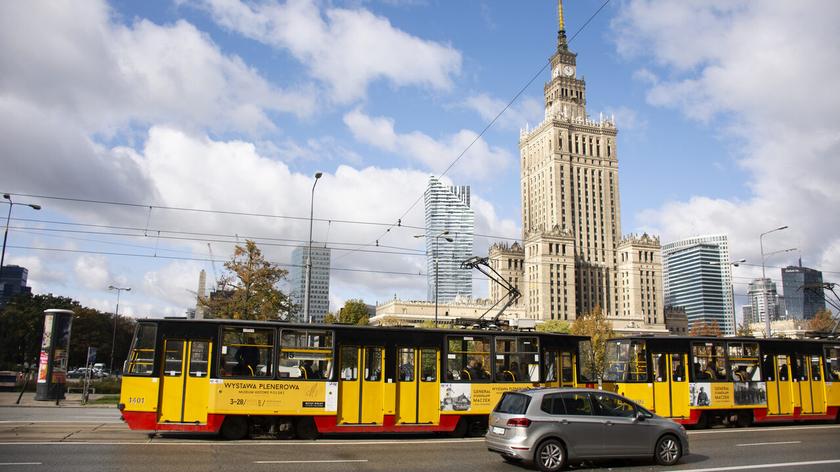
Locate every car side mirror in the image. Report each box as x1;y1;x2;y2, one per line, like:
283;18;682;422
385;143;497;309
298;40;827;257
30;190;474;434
634;411;646;422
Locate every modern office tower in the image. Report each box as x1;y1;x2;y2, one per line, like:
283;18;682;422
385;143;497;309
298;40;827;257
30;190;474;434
748;278;780;324
742;305;754;324
781;263;826;320
661;235;736;336
290;246;331;323
618;234;664;328
0;265;32;306
424;176;474;302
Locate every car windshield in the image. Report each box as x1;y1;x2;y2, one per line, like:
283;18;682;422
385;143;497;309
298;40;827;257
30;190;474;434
495;392;531;414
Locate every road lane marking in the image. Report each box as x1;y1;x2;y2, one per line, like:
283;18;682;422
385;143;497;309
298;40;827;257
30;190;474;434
0;438;485;446
254;460;368;464
688;424;840;435
736;441;801;447
0;463;41;466
678;459;840;471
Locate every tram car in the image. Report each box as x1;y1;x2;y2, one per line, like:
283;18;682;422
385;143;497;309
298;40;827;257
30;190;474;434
603;335;840;427
118;318;593;439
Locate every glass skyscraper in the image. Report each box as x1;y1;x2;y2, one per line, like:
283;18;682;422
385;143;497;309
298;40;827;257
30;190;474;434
290;246;331;323
781;264;825;320
662;235;735;335
424;176;474;302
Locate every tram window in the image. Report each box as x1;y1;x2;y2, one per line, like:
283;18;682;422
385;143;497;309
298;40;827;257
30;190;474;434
543;351;557;382
651;353;666;382
671;354;685;381
189;341;209;377
420;349;437;382
692;342;727;381
578;340;596;383
126;323;156;376
777;356;789;381
761;354;775;381
561;353;574;383
810;356;822;381
340;347;358;380
494;337;539;382
278;329;333;380
825;347;840;381
164;340;183;376
604;340;647;382
364;348;382;381
398;348;414;381
727;342;760;382
220;327;273;378
792;355;807;381
446;335;490;381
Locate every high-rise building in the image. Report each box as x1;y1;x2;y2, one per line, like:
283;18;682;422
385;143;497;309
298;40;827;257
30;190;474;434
618;234;664;328
290;246;331;323
424;176;474;302
661;235;736;335
486;1;665;332
0;265;32;306
781;263;826;320
748;278;780;324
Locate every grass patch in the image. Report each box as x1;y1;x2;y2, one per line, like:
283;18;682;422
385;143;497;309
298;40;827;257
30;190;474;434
87;395;120;405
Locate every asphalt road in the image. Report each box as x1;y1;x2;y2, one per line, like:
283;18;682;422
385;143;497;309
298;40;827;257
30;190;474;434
0;407;839;472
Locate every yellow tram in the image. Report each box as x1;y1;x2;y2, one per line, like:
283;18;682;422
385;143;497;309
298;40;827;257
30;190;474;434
603;336;840;427
118;319;593;439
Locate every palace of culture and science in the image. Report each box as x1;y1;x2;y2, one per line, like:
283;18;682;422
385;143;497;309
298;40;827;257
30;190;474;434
488;1;667;333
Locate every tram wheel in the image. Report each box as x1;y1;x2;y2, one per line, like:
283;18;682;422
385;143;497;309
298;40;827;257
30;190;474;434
219;416;250;440
447;417;468;438
737;411;753;428
295;417;319;440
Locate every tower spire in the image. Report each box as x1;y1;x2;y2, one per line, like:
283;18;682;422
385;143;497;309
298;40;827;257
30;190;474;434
557;0;568;50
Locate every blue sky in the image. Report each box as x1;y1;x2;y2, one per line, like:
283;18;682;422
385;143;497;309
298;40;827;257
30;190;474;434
2;0;838;319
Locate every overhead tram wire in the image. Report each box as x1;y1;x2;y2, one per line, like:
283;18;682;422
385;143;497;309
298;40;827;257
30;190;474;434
333;0;615;262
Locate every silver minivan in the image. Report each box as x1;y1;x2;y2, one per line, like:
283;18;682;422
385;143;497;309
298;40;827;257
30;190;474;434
485;388;689;471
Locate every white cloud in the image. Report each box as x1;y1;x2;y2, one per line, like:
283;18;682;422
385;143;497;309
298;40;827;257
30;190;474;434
343;109;511;180
613;0;840;284
6;255;67;293
143;261;206;308
461;94;544;131
74;255;112;290
0;0;314;136
192;0;462;103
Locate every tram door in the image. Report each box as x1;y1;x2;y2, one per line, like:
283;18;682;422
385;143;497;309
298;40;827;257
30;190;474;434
396;348;440;425
794;355;811;414
810;355;827;414
543;350;575;388
651;352;689;418
338;346;385;424
774;355;793;415
560;352;575;387
158;339;211;423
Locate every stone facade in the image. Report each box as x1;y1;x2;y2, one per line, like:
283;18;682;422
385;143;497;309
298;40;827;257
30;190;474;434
617;233;664;330
370;298;525;327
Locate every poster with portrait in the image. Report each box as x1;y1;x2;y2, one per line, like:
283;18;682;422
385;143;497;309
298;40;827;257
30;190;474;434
689;382;711;406
440;383;472;412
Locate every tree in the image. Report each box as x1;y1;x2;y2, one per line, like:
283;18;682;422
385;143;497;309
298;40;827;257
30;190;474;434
808;309;836;332
336;299;370;325
689;320;723;337
536;319;571;334
202;240;291;320
0;293;135;371
377;315;402;327
736;320;754;337
571;306;614;381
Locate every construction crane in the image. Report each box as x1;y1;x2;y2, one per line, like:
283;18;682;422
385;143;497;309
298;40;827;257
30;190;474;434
207;242;219;286
457;256;522;329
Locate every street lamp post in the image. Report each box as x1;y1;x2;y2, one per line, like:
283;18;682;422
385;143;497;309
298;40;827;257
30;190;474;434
304;172;323;324
415;231;454;327
759;225;788;337
1;194;41;285
108;285;131;374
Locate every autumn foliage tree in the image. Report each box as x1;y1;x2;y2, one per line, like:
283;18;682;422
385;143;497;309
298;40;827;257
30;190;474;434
326;299;370;325
571;306;614;381
808;309;837;333
536;319;571;334
202;240;291;320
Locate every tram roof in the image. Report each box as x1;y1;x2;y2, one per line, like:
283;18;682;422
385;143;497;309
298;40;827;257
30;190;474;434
134;317;590;340
608;334;839;347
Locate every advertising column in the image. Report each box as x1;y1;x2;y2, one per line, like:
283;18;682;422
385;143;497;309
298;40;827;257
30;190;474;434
35;309;74;401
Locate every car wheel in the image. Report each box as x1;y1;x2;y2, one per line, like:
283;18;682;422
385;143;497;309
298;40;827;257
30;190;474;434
654;434;682;466
535;439;566;472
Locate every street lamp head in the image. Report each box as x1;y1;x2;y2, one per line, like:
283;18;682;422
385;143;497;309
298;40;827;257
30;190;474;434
2;194;9;200
444;237;454;243
108;285;116;290
314;172;323;179
29;204;41;210
126;287;132;292
413;234;424;239
777;225;788;231
441;230;450;236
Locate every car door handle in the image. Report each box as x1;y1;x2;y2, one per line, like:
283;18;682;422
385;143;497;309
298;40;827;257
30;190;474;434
604;421;614;426
560;419;569;425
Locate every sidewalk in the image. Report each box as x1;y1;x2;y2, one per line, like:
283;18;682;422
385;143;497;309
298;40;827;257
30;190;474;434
0;391;116;408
